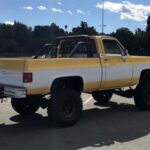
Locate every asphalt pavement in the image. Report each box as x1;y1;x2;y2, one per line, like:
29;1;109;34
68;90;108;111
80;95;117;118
0;94;150;150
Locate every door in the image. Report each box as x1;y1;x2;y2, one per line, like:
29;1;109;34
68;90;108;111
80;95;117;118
101;39;133;89
57;37;102;92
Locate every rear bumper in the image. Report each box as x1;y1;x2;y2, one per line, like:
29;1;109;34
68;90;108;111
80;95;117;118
0;85;26;98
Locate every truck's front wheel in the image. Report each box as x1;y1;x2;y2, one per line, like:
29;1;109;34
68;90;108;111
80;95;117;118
11;97;40;115
48;89;83;127
134;82;150;110
92;90;113;103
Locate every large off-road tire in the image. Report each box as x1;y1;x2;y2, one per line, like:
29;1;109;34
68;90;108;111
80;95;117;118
134;82;150;110
11;97;40;115
92;90;113;103
48;89;83;127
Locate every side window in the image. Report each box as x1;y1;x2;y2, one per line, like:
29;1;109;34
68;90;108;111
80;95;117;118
71;43;88;58
72;39;98;58
58;38;98;58
103;40;123;55
59;40;77;57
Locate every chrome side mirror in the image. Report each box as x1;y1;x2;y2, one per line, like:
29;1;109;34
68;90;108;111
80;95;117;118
121;55;127;61
122;49;128;56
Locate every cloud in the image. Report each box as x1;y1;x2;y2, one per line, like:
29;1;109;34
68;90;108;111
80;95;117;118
37;5;47;11
23;6;33;10
4;21;14;25
96;1;150;22
57;2;62;5
68;10;73;15
76;9;84;15
51;8;64;13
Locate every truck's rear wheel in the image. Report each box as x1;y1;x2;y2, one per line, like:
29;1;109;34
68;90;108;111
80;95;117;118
92;90;113;103
48;89;83;127
134;82;150;110
11;97;39;115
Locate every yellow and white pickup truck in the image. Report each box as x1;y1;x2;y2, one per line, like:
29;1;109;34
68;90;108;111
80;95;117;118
0;35;150;127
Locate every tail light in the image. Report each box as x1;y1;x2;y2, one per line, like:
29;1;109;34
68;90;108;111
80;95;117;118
23;73;33;83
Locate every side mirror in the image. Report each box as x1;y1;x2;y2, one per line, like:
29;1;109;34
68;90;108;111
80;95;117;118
121;49;128;62
122;55;127;62
122;49;128;56
125;49;129;55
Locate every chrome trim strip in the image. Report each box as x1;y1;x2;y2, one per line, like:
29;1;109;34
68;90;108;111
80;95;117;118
3;86;26;98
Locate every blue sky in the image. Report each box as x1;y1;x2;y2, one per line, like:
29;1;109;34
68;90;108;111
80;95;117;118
0;0;150;33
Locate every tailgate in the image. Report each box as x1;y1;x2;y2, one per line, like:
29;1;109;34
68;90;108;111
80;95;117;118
0;58;25;87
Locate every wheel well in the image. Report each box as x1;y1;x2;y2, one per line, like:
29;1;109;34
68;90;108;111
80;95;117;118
140;70;150;83
51;76;83;94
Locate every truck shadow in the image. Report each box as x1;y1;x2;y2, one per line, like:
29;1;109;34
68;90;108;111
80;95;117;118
0;101;150;150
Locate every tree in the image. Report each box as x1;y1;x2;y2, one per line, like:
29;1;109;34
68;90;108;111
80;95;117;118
64;25;68;35
0;24;15;55
65;25;68;31
71;21;98;35
134;28;146;55
0;20;150;56
13;22;32;54
146;16;150;33
145;16;150;55
32;23;66;52
49;23;66;41
110;28;137;54
33;25;51;52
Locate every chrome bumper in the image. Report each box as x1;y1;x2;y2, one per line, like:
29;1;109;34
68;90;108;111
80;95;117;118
0;85;26;98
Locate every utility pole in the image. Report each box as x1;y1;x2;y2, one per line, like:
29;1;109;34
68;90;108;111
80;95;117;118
101;0;105;34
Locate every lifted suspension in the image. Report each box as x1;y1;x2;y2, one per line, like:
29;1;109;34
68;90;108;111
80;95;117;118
114;87;134;98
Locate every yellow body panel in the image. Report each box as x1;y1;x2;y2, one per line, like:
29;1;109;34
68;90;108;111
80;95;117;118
0;58;25;71
24;58;101;71
84;82;101;92
27;87;49;95
101;78;138;90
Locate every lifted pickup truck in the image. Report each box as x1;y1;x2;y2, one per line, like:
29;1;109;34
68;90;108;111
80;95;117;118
0;35;150;127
